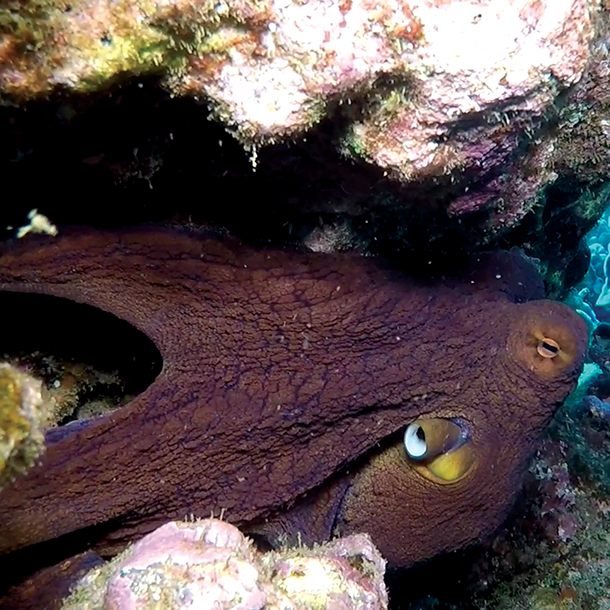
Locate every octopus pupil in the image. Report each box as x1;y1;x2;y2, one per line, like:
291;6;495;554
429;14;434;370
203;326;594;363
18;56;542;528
542;341;558;354
416;427;425;441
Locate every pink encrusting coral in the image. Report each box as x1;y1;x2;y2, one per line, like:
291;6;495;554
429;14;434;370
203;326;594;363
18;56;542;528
343;0;593;178
0;0;605;233
0;1;595;141
60;519;388;610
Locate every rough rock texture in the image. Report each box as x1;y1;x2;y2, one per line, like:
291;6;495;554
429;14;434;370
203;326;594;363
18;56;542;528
0;0;595;140
342;0;592;180
60;519;388;610
462;376;610;610
0;363;47;488
0;2;608;287
0;0;601;231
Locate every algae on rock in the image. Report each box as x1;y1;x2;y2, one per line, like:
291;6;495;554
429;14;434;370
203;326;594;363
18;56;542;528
0;362;47;488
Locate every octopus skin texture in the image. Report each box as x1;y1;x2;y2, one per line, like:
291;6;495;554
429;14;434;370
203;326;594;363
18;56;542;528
0;229;587;585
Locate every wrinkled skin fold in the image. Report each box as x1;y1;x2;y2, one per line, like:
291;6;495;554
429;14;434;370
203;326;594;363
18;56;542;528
0;229;587;600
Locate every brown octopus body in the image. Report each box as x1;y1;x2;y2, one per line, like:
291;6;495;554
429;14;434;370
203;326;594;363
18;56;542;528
0;229;587;583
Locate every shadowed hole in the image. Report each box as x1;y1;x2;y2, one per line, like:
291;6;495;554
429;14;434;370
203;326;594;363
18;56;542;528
0;292;163;425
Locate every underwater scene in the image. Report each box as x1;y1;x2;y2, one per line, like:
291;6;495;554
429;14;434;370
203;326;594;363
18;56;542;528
2;202;610;610
1;0;610;609
394;205;610;610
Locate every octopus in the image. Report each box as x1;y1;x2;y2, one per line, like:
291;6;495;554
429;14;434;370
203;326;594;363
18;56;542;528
0;228;587;606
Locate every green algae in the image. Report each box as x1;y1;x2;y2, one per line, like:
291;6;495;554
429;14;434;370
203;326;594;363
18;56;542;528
0;362;46;488
0;0;269;99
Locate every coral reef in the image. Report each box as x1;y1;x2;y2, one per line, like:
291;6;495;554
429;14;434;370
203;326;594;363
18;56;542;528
1;0;607;240
0;321;140;488
60;519;388;610
2;343;130;427
566;204;610;323
342;0;591;183
462;384;610;610
1;3;609;272
0;3;608;604
0;362;46;488
1;0;594;138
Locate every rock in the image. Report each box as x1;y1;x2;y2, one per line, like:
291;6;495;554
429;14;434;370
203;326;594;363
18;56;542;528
0;363;47;488
59;519;388;610
0;2;608;289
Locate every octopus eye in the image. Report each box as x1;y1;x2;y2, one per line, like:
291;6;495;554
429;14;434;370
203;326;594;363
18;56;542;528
511;302;587;379
403;418;476;484
537;338;559;358
525;322;583;378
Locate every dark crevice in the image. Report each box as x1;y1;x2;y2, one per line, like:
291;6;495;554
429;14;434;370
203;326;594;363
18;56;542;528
0;513;136;602
0;292;162;425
